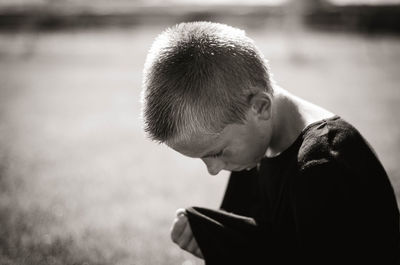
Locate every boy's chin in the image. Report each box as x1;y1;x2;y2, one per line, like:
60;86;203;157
231;164;257;172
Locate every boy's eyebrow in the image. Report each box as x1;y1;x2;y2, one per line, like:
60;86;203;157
201;149;223;158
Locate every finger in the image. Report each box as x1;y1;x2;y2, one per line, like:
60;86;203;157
175;208;187;217
185;237;198;253
195;247;204;259
177;219;193;249
187;237;203;259
170;215;188;243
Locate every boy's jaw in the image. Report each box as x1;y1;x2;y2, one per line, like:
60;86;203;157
228;161;259;172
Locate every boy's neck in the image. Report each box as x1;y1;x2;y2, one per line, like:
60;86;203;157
265;86;335;157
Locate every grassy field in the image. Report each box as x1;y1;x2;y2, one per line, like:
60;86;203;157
0;24;399;265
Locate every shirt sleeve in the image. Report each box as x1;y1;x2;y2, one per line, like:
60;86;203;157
220;167;263;218
293;160;399;264
186;206;270;265
185;168;273;265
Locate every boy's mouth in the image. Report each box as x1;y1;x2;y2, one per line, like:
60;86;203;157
227;160;259;172
231;164;256;172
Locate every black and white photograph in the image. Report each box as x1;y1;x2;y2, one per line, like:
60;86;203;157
0;0;399;264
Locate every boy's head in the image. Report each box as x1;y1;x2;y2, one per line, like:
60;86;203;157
142;22;275;174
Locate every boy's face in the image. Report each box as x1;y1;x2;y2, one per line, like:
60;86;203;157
168;103;272;175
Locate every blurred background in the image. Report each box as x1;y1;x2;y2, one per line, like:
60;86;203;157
0;0;399;264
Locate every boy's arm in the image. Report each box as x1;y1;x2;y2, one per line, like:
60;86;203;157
170;168;269;263
185;206;271;265
220;167;263;218
293;160;400;264
173;168;273;264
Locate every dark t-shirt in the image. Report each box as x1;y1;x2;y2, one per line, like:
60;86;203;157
186;116;400;265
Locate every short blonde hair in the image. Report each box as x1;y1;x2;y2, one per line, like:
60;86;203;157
142;21;273;143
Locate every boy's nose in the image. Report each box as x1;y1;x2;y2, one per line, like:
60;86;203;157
202;158;225;175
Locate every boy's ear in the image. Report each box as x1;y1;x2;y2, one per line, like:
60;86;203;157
249;92;272;120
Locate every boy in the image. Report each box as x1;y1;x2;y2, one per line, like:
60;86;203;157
141;22;400;264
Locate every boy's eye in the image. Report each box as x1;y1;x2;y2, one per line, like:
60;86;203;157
210;150;223;158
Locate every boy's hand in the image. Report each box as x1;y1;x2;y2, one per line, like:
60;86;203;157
170;208;204;259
